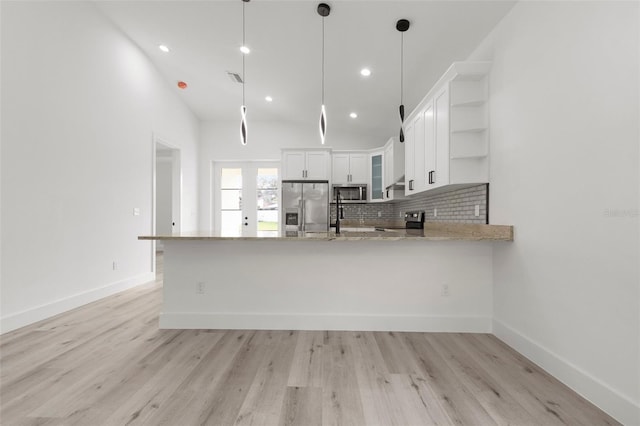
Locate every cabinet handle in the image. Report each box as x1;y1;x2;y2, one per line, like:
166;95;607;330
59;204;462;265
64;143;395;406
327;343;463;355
409;180;414;190
428;170;436;184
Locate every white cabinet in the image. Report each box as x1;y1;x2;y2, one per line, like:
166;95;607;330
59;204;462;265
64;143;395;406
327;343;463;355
404;120;416;196
383;137;405;201
405;61;490;195
282;149;330;180
331;152;368;184
404;113;425;195
369;150;384;202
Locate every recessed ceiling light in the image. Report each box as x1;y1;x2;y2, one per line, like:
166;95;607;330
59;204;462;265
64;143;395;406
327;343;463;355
350;112;358;118
360;68;371;77
265;96;273;102
240;45;251;54
158;45;170;53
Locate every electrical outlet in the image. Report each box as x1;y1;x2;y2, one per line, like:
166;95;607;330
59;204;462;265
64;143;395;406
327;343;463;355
441;283;450;297
196;282;205;294
434;208;438;217
377;211;382;218
133;207;140;216
112;261;117;270
475;205;480;217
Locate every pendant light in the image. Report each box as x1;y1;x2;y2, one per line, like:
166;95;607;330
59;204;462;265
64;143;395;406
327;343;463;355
240;0;250;146
396;19;410;143
317;3;331;145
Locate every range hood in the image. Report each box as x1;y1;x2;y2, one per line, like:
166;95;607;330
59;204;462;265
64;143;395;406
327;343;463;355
385;175;405;190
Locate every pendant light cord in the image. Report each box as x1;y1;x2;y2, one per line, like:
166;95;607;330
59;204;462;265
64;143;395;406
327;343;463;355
400;31;404;105
242;0;246;106
321;16;325;105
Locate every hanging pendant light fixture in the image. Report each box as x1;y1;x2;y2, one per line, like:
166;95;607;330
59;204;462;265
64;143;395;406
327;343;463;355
317;3;330;145
240;0;250;146
396;19;410;143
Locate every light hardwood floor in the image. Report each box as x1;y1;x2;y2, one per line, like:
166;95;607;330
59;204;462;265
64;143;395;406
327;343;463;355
0;254;619;425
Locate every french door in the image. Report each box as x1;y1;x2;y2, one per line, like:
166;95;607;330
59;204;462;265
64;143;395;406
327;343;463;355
213;162;279;237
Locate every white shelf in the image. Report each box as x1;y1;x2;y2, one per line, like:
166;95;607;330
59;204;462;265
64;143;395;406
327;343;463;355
451;100;486;107
451;154;488;160
451;127;487;134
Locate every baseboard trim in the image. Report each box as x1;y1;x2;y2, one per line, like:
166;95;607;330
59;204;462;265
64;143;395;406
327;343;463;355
493;318;640;426
0;272;155;334
159;313;492;333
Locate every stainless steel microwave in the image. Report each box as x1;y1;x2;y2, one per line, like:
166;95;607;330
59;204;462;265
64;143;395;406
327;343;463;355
332;184;367;203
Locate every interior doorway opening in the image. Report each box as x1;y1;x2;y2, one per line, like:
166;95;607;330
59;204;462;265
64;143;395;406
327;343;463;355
153;138;181;275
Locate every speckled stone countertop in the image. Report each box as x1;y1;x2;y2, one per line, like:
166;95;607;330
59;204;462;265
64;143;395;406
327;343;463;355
139;223;514;242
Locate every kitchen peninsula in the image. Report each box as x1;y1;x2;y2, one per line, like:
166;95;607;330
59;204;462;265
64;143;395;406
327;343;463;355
140;223;512;332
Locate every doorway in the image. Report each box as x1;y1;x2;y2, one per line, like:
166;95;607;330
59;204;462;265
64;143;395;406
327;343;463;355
212;161;279;237
154;139;181;252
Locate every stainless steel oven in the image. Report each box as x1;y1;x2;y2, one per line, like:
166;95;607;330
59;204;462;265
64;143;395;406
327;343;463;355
404;210;425;229
332;184;367;203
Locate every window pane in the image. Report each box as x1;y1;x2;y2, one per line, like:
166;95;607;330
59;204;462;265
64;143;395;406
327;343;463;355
221;168;242;189
221;211;242;237
257;189;278;210
257;168;278;189
257;169;278;234
221;189;242;210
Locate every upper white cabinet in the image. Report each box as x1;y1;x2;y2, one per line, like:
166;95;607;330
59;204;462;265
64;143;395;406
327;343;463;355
282;149;331;180
404;112;425;195
369;150;384;202
405;62;491;195
332;152;368;184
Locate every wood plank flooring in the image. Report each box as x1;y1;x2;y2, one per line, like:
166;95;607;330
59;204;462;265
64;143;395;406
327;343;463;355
0;254;619;425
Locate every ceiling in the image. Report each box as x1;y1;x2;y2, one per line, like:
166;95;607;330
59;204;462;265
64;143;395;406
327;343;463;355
95;1;515;145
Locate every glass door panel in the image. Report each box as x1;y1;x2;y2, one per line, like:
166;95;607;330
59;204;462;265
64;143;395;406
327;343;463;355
220;168;243;237
257;168;279;237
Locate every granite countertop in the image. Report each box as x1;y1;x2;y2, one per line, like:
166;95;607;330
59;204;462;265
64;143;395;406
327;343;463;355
138;223;514;242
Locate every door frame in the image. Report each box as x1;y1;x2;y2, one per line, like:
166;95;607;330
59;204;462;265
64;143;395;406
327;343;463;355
151;134;182;270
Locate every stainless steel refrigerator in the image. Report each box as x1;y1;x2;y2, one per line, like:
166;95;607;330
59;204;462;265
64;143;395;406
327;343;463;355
282;180;330;233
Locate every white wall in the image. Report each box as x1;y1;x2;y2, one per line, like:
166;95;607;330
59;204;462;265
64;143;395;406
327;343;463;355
1;2;199;332
468;2;640;424
198;120;377;230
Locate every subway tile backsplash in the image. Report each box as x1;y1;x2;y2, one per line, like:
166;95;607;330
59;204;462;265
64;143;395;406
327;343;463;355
330;203;396;222
394;184;488;224
330;184;488;224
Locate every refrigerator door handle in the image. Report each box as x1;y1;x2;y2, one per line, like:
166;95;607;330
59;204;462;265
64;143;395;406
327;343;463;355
298;199;304;232
302;199;307;232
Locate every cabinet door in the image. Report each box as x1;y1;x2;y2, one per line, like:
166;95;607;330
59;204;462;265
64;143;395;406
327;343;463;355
283;151;306;180
370;152;383;201
332;154;350;183
384;143;393;190
404;121;415;196
434;86;450;187
305;151;329;180
349;154;368;183
413;112;426;192
424;101;436;188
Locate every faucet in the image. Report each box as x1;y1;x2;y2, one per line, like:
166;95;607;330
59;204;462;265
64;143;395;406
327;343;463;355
332;189;344;234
